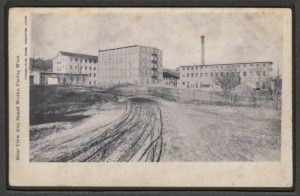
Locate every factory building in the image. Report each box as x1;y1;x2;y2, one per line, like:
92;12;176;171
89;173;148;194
178;62;273;90
163;69;179;88
97;45;163;86
178;35;273;91
53;51;98;85
30;71;88;86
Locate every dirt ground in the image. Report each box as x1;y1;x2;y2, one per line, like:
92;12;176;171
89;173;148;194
159;100;281;161
30;85;281;162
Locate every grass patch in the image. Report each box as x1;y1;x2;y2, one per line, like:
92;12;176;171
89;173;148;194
30;85;117;125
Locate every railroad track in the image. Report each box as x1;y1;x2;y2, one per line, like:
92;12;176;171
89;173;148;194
30;97;163;162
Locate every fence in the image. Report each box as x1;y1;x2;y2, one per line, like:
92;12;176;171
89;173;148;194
108;85;280;109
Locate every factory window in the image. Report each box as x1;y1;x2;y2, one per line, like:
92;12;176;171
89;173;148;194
85;59;87;63
221;72;224;77
243;64;247;67
85;66;87;70
196;73;198;77
205;73;208;77
196;82;198;88
182;67;185;70
80;58;82;62
94;73;96;77
89;59;92;63
94;67;96;70
196;66;198;70
94;81;96;84
210;72;213;77
243;71;247;76
200;66;203;69
182;82;185;85
215;72;218;77
226;72;229;76
263;71;265;76
191;73;194;77
94;60;97;63
147;79;149;85
257;71;260;76
70;76;73;81
256;82;259;88
262;82;265;89
191;67;194;70
89;81;91;84
200;73;203;77
250;71;253;76
187;73;189;77
89;73;91;77
75;58;78;62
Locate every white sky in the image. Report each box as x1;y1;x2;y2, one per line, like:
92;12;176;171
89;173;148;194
31;9;285;71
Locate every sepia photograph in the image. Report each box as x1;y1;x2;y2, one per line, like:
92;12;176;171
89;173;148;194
29;10;282;162
8;8;292;187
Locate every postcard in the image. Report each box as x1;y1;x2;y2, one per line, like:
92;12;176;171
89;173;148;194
9;7;292;187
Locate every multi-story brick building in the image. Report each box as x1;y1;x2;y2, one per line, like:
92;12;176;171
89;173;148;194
178;62;273;90
53;51;98;85
97;45;163;86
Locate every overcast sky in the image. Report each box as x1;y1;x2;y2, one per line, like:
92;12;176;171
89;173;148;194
31;9;285;70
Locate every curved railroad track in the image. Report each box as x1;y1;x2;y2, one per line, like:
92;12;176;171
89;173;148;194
30;97;163;162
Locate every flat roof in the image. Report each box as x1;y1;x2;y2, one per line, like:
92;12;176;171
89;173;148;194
180;61;273;68
98;45;159;52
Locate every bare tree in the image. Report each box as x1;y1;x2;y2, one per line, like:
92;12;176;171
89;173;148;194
272;74;282;110
214;73;241;105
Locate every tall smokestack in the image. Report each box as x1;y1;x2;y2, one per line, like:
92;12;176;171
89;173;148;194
201;35;205;65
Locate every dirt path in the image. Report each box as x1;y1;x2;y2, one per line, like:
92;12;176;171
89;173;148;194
30;97;163;162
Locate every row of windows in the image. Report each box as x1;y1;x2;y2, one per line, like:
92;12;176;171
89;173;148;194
70;57;97;64
57;76;86;83
69;65;96;70
182;63;268;70
88;73;96;77
182;81;267;89
183;71;266;78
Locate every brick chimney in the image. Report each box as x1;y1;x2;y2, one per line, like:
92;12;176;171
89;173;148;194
201;35;205;65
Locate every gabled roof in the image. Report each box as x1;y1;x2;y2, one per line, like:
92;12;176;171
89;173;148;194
58;51;98;60
163;69;179;79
